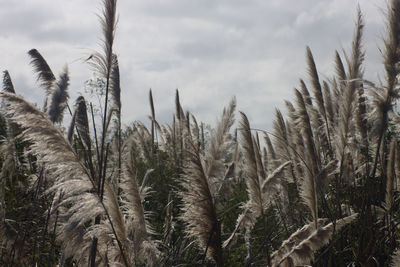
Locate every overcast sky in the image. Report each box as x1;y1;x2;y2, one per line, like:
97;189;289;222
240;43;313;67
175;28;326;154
0;0;389;131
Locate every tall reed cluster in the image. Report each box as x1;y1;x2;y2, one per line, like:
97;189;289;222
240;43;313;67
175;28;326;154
2;0;400;266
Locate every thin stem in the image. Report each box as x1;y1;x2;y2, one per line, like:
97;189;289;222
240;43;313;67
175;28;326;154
90;102;100;167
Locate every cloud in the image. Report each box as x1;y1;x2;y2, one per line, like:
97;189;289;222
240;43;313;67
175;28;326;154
0;0;387;132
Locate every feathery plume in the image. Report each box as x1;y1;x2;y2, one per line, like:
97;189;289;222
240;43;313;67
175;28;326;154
190;113;201;151
179;139;222;265
306;47;327;125
87;1;119;224
72;96;92;150
270;218;329;265
300;79;312;106
335;10;365;180
0;120;18;247
300;172;319;230
100;183;131;264
240;112;263;217
205;98;236;196
261;161;291;193
120;141;158;266
253;135;266;184
322;81;334;128
88;0;118;77
348;7;365;81
101;0;118;71
0;92;131;266
277;214;358;266
273;109;298;184
370;0;400;178
307;47;333;155
2;70;15;94
0;124;18;180
335;50;347;92
264;132;277;171
28;48;56;95
231;115;292;262
175;89;184;121
110;54;121;113
349;8;368;145
109;53;122;191
356;83;367;144
384;0;400;91
67;112;76;144
273;109;288;150
286;121;303;187
294;89;319;229
129;121;153;162
48;66;70;124
178;100;237;266
285;100;297;123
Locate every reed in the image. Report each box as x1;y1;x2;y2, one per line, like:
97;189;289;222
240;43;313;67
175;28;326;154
3;0;400;266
